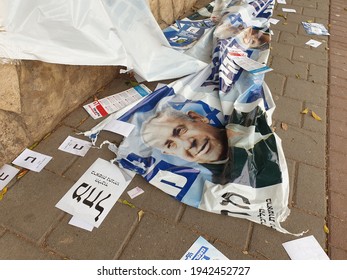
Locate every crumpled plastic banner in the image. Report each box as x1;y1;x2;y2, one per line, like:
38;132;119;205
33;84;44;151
85;0;299;235
0;0;206;81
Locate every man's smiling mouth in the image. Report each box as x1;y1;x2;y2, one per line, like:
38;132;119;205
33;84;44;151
196;138;210;157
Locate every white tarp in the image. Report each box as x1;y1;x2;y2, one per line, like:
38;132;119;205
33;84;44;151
0;0;206;81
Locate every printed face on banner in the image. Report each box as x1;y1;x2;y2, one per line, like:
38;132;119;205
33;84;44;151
12;149;52;172
0;164;20;190
141;108;228;164
55;158;130;228
58;136;92;157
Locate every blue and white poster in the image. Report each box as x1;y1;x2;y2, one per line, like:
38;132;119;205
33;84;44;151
85;0;295;235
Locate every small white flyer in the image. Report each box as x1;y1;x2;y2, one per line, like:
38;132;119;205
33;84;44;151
12;149;52;172
181;236;229;260
269;18;280;25
277;0;286;4
58;136;92;157
0;164;19;190
282;235;330;260
83;85;152;119
302;22;330;36
56;158;133;228
232;56;273;75
282;8;296;13
306;39;322;48
103;119;135;137
127;187;144;199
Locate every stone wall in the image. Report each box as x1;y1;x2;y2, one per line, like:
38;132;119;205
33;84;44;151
0;0;211;168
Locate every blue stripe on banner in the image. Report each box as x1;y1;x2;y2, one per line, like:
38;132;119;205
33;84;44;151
249;66;270;74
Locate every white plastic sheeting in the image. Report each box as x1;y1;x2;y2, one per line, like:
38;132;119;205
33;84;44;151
0;0;206;81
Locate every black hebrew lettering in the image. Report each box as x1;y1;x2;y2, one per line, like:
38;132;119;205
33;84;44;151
220;192;250;209
83;188;103;208
221;210;250;216
0;173;9;181
73;144;84;150
94;193;111;222
24;156;37;163
72;182;91;202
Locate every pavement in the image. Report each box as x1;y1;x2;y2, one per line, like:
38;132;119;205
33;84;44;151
0;0;346;260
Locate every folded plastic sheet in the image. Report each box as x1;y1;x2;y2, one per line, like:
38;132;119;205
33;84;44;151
0;0;206;81
85;0;300;235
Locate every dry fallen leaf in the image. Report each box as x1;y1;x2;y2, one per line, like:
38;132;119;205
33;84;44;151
281;122;288;131
295;74;301;79
324;224;329;234
138;210;145;222
0;187;8;201
311;111;322;121
17;169;29;180
307;20;314;23
118;199;135;208
301;108;309;114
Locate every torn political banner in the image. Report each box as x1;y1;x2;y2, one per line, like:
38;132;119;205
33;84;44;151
85;0;299;235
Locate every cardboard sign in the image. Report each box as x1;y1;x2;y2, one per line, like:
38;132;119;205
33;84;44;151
0;164;19;190
58;136;92;157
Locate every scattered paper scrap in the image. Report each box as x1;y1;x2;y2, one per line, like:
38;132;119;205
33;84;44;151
282;8;296;13
12;149;52;172
58;136;92;157
83;84;152;119
301;108;309;114
127;186;144;199
181;236;229;260
311;111;322;121
281;122;288;131
69;216;94;232
269;18;280;25
0;164;19;190
282;235;329;260
302;22;330;35
277;0;287;4
102;119;135;137
56;158;133;228
306;39;322;48
232;56;273;75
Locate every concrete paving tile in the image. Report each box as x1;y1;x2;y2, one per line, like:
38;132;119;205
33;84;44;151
329;246;347;260
0;232;60;260
270;29;280;43
302;103;326;134
329;84;347;99
46;203;139;260
329;150;347;174
329;134;347;155
0;227;5;237
119;213;199;259
329;169;347;196
34;125;85;175
295;163;326;217
293;47;327;67
330;96;347;111
180;205;250;249
329;44;347;57
284;77;327;106
0;170;73;242
308;64;327;85
286;13;315;24
271;56;308;79
270;42;293;59
330;107;347;123
291;0;317;9
331;67;347;81
264;72;286;96
330;55;347;71
316;2;329;12
249;208;327;260
213;240;258;260
329;119;347;138
61;102;91;129
279;31;323;49
272;95;303;127
286;159;297;207
303;7;329;19
270;21;299;33
329;191;347;221
329;217;347;250
275;125;326;168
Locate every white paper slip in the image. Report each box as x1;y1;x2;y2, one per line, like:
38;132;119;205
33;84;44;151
69;216;94;232
56;158;131;228
83;85;152;119
282;8;296;13
277;0;286;4
0;164;19;190
306;39;322;48
103;119;135;137
12;149;52;172
232;56;273;75
269;18;280;25
181;236;229;260
58;136;92;157
127;187;144;199
282;235;330;260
